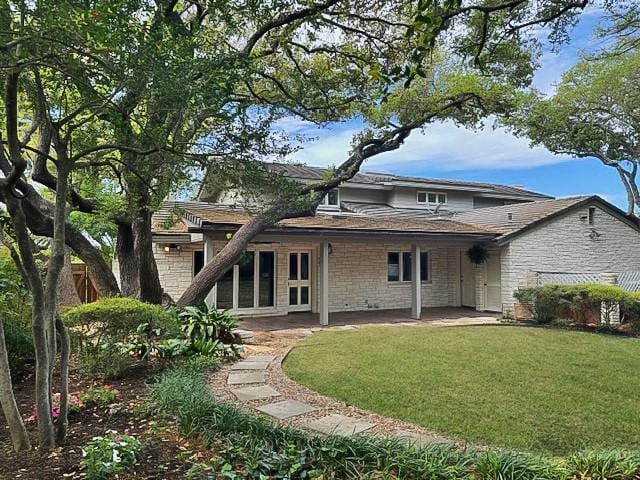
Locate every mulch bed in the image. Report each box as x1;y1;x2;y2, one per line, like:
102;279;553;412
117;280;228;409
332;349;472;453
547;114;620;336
0;362;213;479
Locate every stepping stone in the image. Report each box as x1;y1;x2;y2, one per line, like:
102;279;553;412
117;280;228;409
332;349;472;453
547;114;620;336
231;361;270;371
231;385;281;402
304;414;375;436
256;400;316;420
227;371;266;385
247;355;276;362
393;430;452;447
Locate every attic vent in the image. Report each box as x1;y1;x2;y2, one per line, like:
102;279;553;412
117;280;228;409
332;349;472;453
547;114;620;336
507;212;513;222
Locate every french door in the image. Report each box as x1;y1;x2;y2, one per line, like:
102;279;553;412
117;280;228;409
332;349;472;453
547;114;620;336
288;251;311;311
216;250;276;311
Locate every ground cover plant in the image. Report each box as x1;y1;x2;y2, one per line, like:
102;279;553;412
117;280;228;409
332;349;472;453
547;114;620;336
149;355;640;479
283;325;640;456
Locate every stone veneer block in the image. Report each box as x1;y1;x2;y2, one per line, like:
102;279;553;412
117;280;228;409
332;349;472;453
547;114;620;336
304;414;375;436
227;371;266;385
256;400;316;420
231;361;270;371
230;385;281;402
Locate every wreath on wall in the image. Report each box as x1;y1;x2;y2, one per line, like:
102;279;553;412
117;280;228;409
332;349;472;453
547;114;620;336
466;244;489;265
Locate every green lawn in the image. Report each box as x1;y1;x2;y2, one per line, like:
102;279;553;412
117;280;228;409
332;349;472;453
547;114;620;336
283;325;640;455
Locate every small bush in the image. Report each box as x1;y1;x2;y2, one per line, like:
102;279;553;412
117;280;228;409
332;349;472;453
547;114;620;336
77;344;134;380
515;284;635;327
65;297;178;347
81;385;119;407
80;429;142;480
3;318;34;377
178;304;237;344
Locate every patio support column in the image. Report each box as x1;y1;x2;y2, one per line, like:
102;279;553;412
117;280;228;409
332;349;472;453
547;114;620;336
204;236;215;308
319;241;329;326
411;244;421;319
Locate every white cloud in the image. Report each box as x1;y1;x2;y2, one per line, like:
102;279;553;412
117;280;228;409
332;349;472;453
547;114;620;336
287;120;575;173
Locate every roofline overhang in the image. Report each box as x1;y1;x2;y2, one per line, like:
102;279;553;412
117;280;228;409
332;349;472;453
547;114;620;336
188;222;497;241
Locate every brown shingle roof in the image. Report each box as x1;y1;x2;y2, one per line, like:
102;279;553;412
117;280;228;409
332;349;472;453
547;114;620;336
153;202;494;236
451;196;591;235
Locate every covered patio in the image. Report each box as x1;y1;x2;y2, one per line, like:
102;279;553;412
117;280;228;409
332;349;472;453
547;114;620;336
238;307;498;332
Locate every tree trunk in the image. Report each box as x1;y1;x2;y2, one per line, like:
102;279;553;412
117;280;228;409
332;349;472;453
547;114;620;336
134;210;163;304
116;223;139;297
177;215;273;307
54;314;70;444
57;251;81;310
5;196;55;449
18;193;120;297
0;317;31;452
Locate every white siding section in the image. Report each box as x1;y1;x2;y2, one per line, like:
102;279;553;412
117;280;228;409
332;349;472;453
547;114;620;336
389;186;475;212
501;204;640;310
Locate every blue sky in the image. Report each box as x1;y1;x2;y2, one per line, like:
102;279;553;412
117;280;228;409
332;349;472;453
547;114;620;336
280;8;627;207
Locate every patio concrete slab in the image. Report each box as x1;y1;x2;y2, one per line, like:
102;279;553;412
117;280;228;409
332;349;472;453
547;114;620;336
227;371;266;385
231;385;281;401
304;414;375;436
393;429;452;446
256;400;316;420
231;360;270;371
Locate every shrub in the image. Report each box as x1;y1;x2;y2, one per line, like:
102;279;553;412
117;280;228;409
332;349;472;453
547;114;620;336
65;297;178;348
178;304;237;344
81;385;119;407
77;344;134;380
3;318;34;377
515;284;635;327
29;392;83;421
80;429;142;480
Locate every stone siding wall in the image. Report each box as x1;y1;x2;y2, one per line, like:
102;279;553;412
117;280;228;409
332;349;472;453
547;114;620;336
502;204;640;311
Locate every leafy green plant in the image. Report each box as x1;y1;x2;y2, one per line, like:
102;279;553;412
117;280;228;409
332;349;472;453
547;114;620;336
81;385;119;407
77;344;134;380
466;244;489;265
178;304;237;344
80;430;142;480
65;297;178;348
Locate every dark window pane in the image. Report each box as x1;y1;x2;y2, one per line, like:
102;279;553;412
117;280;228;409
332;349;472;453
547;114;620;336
237;252;255;308
417;192;427;203
289;253;298;280
402;252;412;281
420;252;429;281
387;252;399;282
300;253;309;280
193;250;204;277
216;267;234;310
300;286;309;305
438;194;447;204
428;193;437;203
289;287;298;305
327;190;338;205
258;252;275;307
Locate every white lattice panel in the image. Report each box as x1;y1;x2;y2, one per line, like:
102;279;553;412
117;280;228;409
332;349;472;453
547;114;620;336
618;271;640;292
537;272;599;286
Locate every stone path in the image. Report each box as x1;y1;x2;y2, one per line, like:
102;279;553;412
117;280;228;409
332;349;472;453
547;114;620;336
211;329;464;444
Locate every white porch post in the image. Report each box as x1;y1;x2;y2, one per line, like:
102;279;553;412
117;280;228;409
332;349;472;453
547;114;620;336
411;244;421;319
204;236;215;308
319;241;329;326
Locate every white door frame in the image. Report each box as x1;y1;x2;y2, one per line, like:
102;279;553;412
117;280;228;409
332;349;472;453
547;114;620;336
288;251;312;312
483;251;502;312
460;250;476;308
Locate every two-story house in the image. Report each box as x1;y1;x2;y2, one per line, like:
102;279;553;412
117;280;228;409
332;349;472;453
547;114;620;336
130;163;640;324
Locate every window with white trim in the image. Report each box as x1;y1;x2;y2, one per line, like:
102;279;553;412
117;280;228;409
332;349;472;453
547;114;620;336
387;251;430;282
417;191;447;205
319;189;339;208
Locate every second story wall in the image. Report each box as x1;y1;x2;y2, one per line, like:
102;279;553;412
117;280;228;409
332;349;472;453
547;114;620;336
389;186;475;212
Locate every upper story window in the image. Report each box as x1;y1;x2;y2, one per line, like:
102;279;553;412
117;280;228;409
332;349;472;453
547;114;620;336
319;189;340;209
588;207;596;225
417;191;447;205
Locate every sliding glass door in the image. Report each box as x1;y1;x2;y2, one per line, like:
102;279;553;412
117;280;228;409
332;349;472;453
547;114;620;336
215;251;275;311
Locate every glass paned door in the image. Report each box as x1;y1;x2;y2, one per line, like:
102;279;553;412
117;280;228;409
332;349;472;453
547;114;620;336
215;250;276;310
288;252;311;311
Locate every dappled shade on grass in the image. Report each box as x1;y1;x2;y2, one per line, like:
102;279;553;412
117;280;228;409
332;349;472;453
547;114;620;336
283;325;640;455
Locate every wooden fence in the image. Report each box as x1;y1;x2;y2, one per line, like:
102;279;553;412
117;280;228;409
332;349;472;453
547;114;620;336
72;263;101;303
